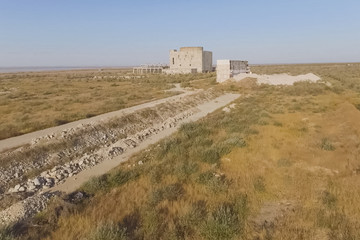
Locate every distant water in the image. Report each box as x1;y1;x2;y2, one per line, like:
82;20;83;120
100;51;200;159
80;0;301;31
0;66;129;73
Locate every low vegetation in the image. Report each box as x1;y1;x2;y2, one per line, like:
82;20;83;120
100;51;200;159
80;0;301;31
2;63;360;239
0;69;215;140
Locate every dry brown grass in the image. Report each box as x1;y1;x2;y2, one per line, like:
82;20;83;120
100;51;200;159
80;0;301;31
4;63;360;239
0;69;215;140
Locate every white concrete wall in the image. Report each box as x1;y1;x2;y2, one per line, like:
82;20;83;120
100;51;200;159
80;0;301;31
216;60;231;83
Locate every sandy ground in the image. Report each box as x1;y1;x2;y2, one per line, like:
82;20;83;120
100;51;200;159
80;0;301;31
0;87;198;152
49;93;240;193
233;73;321;85
166;83;183;92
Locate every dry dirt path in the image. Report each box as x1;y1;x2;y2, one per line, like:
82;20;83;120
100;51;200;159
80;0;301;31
0;91;240;226
49;93;240;194
0;87;198;152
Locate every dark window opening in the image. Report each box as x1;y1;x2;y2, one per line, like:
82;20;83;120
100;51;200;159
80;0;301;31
172;58;175;65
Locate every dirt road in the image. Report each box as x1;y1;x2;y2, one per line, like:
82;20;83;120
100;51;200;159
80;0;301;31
50;93;240;193
0;87;198;152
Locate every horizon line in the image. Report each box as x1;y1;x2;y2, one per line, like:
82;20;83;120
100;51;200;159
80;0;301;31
0;61;359;74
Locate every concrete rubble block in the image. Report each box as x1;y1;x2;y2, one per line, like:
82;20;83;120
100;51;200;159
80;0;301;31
27;184;36;191
124;139;137;148
33;177;43;186
108;147;124;157
40;171;49;177
55;174;63;180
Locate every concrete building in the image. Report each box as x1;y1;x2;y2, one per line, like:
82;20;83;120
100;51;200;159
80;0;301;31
163;47;212;74
216;60;250;82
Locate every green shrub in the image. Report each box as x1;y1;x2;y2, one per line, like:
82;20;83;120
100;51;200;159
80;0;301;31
110;170;132;187
174;161;199;181
202;197;247;240
141;208;165;239
157;137;182;159
200;148;220;164
90;222;127;240
197;171;229;193
320;138;335;151
198;171;215;185
149;165;163;184
150;183;185;206
321;191;337;208
118;210;141;239
188;200;208;222
80;174;110;194
193;137;213;147
174;200;208;239
180;122;211;139
216;136;246;156
161;183;185;201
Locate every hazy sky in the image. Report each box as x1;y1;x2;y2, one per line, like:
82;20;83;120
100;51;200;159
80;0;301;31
1;0;359;67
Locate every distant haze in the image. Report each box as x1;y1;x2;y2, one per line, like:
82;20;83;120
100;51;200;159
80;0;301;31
0;66;132;73
1;0;359;67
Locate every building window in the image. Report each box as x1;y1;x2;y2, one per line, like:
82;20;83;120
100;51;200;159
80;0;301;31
172;58;174;65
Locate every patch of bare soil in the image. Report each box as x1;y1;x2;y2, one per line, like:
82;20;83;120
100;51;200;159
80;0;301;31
251;201;295;239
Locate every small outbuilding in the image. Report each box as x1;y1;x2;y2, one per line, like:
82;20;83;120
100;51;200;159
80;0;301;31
216;60;250;82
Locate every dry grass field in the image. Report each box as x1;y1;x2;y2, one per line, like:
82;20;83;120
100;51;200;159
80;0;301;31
1;63;360;240
0;69;216;140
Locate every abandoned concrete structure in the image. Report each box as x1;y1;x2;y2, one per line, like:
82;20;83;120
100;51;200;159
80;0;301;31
163;47;212;74
216;60;250;82
132;64;166;74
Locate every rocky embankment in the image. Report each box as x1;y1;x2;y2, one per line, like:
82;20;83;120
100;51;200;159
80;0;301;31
0;90;221;226
0;193;55;226
6;111;193;195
